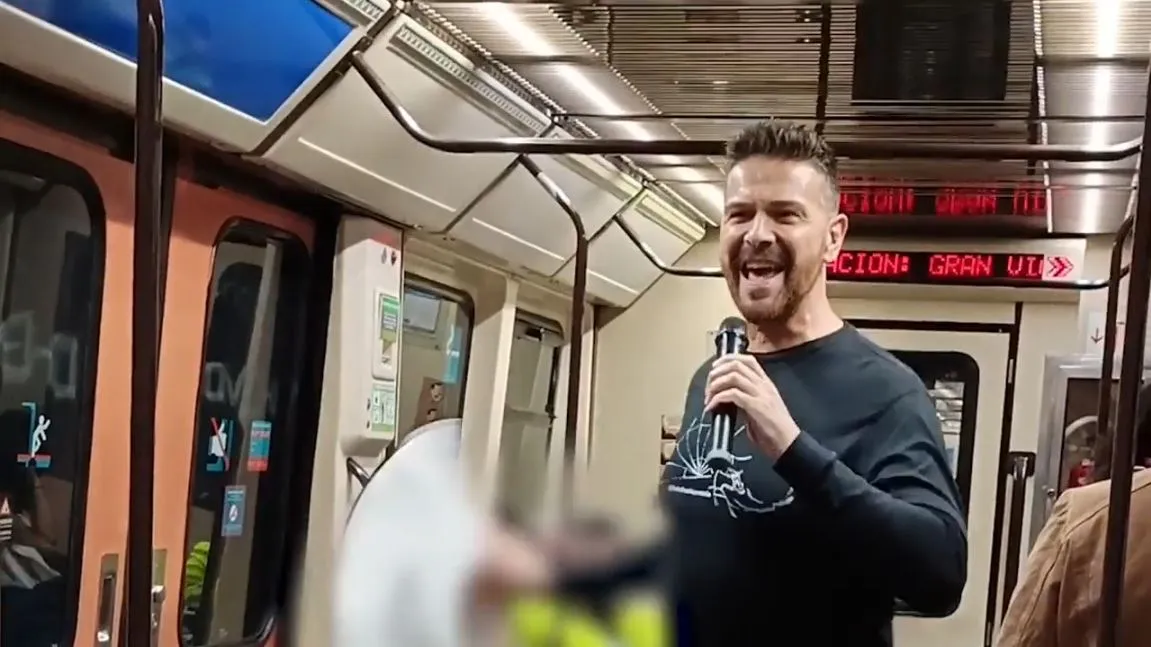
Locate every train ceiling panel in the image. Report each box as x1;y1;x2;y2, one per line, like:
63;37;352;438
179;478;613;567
423;0;1150;236
552;201;699;306
258;12;705;304
264;19;525;231
451;161;622;277
0;0;710;306
1039;0;1150;235
417;2;727;220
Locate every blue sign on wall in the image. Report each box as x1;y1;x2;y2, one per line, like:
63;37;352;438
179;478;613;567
7;0;352;121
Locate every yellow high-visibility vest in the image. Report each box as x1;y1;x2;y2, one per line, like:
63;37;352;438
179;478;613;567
509;595;665;647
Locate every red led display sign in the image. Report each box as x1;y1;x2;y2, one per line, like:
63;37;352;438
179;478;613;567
828;251;1075;284
838;182;1046;218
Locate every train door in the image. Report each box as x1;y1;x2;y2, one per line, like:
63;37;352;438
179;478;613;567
152;178;314;647
497;315;563;526
0;115;130;647
1032;358;1151;541
852;323;1008;647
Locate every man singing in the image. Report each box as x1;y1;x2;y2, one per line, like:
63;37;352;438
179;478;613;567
660;120;967;646
482;120;967;646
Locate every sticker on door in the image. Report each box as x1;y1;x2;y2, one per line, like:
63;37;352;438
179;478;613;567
16;401;52;469
207;417;232;473
222;486;246;537
247;420;272;472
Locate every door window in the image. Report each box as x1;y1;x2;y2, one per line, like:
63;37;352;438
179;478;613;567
180;222;310;645
892;350;980;514
498;316;563;526
396;279;472;444
0;149;103;647
1057;377;1151;493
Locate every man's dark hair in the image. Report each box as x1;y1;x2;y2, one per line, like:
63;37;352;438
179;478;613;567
726;120;840;198
1091;382;1151;482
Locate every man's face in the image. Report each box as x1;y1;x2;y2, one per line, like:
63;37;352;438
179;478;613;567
721;156;847;325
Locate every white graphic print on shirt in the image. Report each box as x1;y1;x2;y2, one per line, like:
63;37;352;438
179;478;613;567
664;416;794;518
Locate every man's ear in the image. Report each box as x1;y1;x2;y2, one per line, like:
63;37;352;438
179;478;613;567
823;213;848;263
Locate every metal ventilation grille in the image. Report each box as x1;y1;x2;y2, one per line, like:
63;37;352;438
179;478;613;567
853;0;1012;103
418;1;1146;232
555;2;1036;180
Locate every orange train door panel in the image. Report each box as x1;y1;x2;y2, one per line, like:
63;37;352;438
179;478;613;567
155;176;315;647
0;113;133;647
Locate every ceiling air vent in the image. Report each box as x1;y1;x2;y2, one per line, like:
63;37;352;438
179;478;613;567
683;9;743;24
852;0;1011;103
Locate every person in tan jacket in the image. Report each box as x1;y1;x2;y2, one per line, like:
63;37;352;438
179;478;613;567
998;388;1151;647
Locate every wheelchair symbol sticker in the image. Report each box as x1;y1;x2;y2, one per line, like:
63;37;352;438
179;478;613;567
221;486;246;537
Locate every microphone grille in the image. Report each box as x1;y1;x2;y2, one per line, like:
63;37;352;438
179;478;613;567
720;316;747;332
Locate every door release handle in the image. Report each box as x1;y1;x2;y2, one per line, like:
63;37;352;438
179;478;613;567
151;585;166;645
94;554;119;647
150;549;168;647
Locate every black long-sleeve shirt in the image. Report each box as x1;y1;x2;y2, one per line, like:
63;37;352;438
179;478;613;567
659;325;967;646
555;326;967;645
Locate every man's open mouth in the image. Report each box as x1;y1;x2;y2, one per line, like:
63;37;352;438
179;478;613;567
740;261;783;279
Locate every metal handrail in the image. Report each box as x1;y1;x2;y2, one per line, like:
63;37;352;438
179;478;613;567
555;111;1151;125
1094;215;1136;442
347;457;371;488
1097;65;1151;646
347;50;1151;647
127;0;165;645
350;52;1140;162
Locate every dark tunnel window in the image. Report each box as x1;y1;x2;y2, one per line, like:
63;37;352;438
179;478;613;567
0;152;103;647
179;222;310;645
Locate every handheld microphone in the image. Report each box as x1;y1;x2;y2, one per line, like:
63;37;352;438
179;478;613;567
708;317;748;467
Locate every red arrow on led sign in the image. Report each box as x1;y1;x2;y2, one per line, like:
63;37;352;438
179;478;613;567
1046;255;1074;278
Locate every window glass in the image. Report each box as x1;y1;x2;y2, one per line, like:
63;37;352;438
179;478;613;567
181;224;309;645
890;350;979;618
1057;377;1151;494
498;317;563;526
893;350;980;514
0;160;101;647
396;279;472;444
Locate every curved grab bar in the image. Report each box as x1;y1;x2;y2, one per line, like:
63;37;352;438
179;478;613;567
348;53;1139;162
517;155;587;516
1095;215;1136;439
346;457;371;488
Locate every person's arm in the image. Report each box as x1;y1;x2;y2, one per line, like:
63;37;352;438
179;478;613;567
475;522;554;604
773;389;967;615
554;539;666;602
996;495;1070;647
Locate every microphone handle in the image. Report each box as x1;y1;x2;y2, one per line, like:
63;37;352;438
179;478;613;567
711;405;737;454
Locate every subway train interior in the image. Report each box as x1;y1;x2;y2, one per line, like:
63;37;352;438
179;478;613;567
0;0;1150;646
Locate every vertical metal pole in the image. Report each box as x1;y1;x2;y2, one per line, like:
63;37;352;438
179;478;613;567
1097;62;1151;647
564;231;588;511
1095;216;1135;444
518;159;586;513
128;0;164;645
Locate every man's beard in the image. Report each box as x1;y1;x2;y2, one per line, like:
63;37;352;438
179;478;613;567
736;252;823;325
